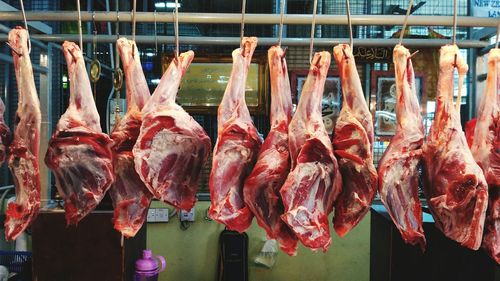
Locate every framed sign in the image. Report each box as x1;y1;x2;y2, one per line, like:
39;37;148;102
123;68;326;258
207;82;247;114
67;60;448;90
371;70;426;136
290;69;341;134
161;54;269;115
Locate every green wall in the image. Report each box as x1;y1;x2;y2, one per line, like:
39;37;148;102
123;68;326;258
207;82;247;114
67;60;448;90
147;201;370;281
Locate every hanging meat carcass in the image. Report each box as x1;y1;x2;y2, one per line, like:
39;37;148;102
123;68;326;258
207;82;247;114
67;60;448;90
4;27;41;240
109;38;153;237
45;41;114;225
377;44;426;248
0;95;10;166
280;51;342;251
470;48;500;263
331;44;378;237
208;37;261;232
423;44;488;250
243;45;298;255
133;51;210;211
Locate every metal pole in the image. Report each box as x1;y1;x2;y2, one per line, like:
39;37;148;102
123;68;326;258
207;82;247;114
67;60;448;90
0;34;487;48
0;12;497;27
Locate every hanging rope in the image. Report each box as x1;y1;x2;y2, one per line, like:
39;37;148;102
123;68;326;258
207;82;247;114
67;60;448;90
309;0;318;64
398;0;413;45
19;0;31;54
278;0;285;47
76;0;83;50
452;0;457;45
174;0;179;59
345;0;353;49
132;0;137;43
495;16;500;49
240;0;247;49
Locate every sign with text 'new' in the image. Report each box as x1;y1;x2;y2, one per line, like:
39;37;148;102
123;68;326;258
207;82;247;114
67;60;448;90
472;0;500;18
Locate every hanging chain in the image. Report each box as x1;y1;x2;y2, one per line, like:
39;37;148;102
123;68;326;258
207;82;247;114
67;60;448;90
399;0;414;45
278;0;285;47
309;0;318;64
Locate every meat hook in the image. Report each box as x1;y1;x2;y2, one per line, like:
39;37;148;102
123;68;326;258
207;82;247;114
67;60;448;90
6;42;22;57
309;0;318;64
76;0;83;50
19;0;31;54
131;0;137;57
174;0;180;61
240;0;247;50
398;0;414;46
277;0;286;47
345;0;353;49
451;0;457;46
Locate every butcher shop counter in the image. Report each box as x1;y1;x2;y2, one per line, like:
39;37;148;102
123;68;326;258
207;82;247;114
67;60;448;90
370;203;499;281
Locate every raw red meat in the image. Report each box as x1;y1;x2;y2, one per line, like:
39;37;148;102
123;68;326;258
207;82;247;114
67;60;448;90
465;118;477;148
0;95;10;165
5;27;41;240
331;44;378;237
423;45;488;250
133;51;210;210
45;41;114;225
243;45;298;255
109;38;153;237
377;45;426;248
470;48;500;263
208;37;261;232
280;52;342;251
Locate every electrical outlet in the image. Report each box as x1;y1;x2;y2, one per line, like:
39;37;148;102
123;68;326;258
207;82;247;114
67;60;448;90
147;208;156;222
156;208;169;222
180;207;195;222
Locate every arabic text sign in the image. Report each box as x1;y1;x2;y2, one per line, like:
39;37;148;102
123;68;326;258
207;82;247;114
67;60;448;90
353;47;392;62
472;0;500;17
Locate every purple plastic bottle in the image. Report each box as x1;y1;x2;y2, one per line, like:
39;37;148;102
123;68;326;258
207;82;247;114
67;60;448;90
134;250;166;281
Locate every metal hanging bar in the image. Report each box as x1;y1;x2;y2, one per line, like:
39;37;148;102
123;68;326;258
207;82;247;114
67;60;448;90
174;0;179;59
0;34;488;48
452;0;457;45
154;10;158;54
399;0;413;45
309;0;318;64
0;12;497;27
132;0;137;43
240;0;246;49
76;0;83;49
277;0;285;47
345;0;353;49
496;16;500;49
19;0;31;54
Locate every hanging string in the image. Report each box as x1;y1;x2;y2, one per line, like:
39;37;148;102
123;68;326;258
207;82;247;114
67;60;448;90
452;0;457;45
277;0;285;47
174;0;179;59
115;9;120;69
132;0;137;43
309;0;318;64
345;0;353;49
19;0;31;54
76;0;83;50
398;0;413;45
240;0;247;49
495;16;500;49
